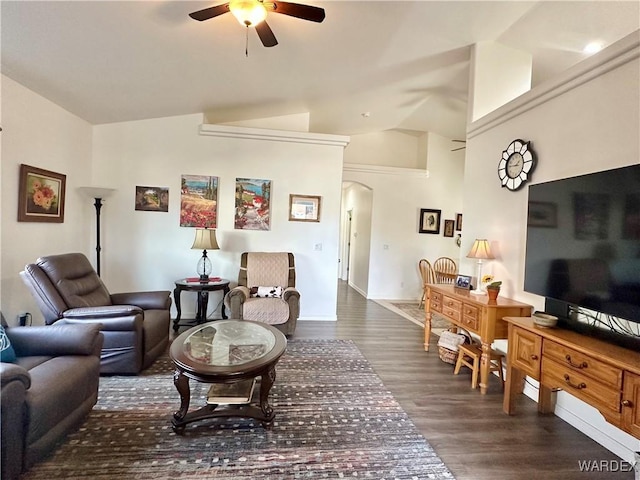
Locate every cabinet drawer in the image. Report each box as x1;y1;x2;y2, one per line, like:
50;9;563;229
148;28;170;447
461;303;479;331
430;291;442;313
442;295;461;322
543;341;622;389
509;326;542;378
542;357;621;416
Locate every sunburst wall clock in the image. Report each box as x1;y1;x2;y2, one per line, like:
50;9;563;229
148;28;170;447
498;139;536;191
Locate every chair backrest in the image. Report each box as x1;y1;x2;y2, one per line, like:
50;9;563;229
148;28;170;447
418;259;436;285
434;257;458;284
20;253;112;324
238;252;296;289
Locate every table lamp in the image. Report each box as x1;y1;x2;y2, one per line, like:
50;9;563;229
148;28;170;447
467;239;494;295
191;228;220;281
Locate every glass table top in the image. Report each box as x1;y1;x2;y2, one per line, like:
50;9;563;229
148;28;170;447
183;320;277;367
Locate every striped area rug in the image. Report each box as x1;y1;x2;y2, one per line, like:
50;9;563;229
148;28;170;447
23;339;455;480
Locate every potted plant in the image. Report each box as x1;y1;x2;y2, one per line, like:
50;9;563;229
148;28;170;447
486;280;502;301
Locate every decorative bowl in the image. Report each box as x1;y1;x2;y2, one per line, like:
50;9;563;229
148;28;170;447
533;312;558;328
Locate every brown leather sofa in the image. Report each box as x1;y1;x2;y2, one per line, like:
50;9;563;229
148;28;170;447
0;319;103;480
20;252;171;374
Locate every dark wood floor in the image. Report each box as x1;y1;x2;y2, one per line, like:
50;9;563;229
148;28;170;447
293;281;633;480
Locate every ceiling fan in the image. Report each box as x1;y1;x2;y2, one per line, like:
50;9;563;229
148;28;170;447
451;139;466;152
189;0;325;48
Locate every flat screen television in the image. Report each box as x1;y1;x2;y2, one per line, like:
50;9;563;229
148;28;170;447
523;164;640;329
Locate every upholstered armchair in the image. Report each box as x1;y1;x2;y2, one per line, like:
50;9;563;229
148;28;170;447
225;252;300;336
20;253;171;374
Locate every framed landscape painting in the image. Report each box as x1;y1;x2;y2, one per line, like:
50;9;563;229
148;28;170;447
135;186;169;212
235;178;271;230
180;175;218;227
18;164;66;223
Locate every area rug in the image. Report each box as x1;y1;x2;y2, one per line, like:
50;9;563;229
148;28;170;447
23;340;455;480
376;300;451;335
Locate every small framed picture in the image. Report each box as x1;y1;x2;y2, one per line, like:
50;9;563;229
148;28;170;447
444;219;455;237
454;274;472;290
18;164;66;223
135;186;169;212
289;194;321;222
455;213;463;231
419;208;441;234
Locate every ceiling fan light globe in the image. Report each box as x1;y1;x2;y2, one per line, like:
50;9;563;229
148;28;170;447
230;0;267;27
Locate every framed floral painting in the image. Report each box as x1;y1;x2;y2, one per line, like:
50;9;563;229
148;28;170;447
18;164;66;223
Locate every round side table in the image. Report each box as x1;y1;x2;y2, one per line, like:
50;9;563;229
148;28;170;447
173;278;230;332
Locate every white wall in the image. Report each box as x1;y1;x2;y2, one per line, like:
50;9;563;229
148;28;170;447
343;131;464;301
1;76;94;325
341;183;372;296
345;130;426;169
91;115;347;321
463;32;640;462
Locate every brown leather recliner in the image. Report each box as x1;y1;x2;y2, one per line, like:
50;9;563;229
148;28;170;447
20;252;171;374
0;318;103;479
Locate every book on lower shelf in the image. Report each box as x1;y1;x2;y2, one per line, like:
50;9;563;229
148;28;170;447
206;378;256;405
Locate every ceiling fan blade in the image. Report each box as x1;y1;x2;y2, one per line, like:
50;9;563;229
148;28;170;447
271;1;326;22
189;3;230;21
256;21;278;47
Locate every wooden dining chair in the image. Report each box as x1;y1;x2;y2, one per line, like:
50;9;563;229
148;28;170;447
418;259;436;308
434;257;458;284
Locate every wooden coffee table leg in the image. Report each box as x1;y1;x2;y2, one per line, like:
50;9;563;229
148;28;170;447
259;367;276;428
172;369;191;432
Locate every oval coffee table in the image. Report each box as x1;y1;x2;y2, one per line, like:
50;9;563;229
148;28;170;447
169;319;287;432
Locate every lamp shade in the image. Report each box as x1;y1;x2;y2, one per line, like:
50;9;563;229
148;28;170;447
78;186;116;199
466;239;494;260
191;229;220;251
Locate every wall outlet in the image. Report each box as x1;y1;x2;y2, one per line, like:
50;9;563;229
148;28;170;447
18;312;31;326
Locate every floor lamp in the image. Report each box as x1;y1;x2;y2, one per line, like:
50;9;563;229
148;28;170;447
467;239;494;295
79;187;116;276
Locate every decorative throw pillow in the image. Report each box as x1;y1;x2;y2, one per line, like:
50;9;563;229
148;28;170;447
0;325;17;363
250;286;284;298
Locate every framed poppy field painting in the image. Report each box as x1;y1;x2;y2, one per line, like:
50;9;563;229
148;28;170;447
18;164;66;223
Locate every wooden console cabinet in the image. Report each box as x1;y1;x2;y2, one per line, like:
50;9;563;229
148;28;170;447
424;284;532;394
503;317;640;439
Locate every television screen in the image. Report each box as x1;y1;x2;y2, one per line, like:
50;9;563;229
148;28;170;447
524;164;640;324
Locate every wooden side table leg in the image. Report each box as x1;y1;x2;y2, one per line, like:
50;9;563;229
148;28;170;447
424;311;432;351
173;287;182;332
503;365;524;414
479;342;491;394
538;384;556;414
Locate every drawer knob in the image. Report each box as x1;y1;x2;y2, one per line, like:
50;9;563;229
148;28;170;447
563;374;587;390
622;399;633;408
565;355;588;369
530;354;538;360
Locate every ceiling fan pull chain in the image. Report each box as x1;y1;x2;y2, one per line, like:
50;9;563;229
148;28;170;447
245;26;249;57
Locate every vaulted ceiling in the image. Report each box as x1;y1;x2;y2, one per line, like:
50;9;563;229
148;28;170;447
2;1;638;139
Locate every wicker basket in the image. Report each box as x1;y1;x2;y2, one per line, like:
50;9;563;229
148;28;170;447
438;345;459;364
436;329;469;365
